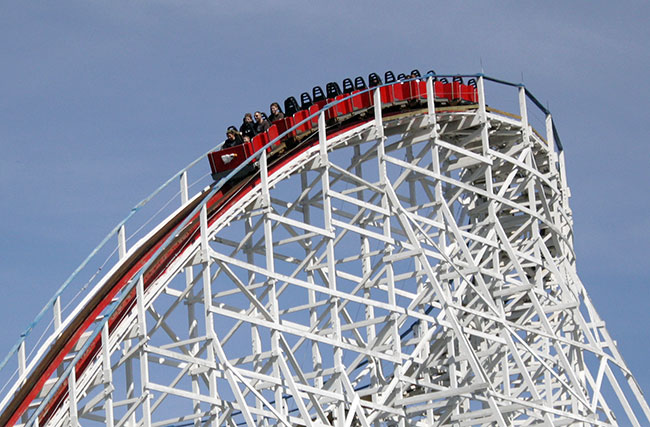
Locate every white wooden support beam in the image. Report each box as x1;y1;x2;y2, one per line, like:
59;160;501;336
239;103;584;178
259;145;283;416
373;87;384;140
101;322;115;427
180;171;200;425
118;224;126;260
259;149;271;210
353;142;378;397
18;341;27;425
477;76;488;122
244;216;264;424
184;263;201;426
478;76;496;223
53;296;65;376
518;86;544;296
374;87;404;424
53;296;62;331
518;86;531;147
124;338;136;427
318;110;345;423
69;369;78;426
137;276;152;427
18;341;25;377
558;150;570;204
300;169;324;391
180;170;189;205
200;203;219;426
426;76;436;126
545;113;554;151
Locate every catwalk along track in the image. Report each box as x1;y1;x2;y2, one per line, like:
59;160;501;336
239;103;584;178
1;73;648;426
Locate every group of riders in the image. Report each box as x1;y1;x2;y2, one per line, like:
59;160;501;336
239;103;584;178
223;103;284;148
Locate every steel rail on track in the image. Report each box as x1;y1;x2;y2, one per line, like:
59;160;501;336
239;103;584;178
0;74;562;426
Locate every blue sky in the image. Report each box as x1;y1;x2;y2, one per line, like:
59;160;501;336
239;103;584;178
1;0;648;403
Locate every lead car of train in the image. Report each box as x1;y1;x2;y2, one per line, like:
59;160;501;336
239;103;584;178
208;70;478;181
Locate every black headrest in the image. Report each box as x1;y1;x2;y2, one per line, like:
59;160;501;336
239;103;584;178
342;78;354;94
326;82;342;98
312;86;325;103
300;92;313;109
368;72;382;87
354;76;367;90
284;96;299;116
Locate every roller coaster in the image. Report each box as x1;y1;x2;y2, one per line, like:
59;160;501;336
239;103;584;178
0;72;648;426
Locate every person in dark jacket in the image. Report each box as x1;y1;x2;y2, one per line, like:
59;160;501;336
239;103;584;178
268;102;285;123
223;128;244;148
254;111;270;134
239;113;257;139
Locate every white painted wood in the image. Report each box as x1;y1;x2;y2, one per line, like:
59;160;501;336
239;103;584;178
12;80;649;427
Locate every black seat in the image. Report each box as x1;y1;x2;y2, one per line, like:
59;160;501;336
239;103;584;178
453;76;464;84
284;96;299;116
410;69;421;78
368;72;382;87
384;71;396;84
397;73;407;81
326;82;342;98
342;78;354;94
354;76;367;90
467;78;477;88
439;77;449;83
312;86;325;103
300;92;313;109
425;70;437;80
